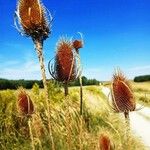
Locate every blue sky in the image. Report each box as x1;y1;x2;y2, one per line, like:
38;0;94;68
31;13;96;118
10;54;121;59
0;0;150;81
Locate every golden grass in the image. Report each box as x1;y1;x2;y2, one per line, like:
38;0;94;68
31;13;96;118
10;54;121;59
0;84;146;150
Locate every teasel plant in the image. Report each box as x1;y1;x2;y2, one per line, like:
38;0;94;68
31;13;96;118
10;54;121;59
111;69;136;120
110;69;135;147
17;89;35;150
18;89;34;117
14;0;55;149
48;36;82;96
72;33;84;115
110;69;145;147
99;134;114;150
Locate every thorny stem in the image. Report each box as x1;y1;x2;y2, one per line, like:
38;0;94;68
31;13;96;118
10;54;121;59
124;111;130;149
76;49;83;116
64;82;69;96
76;48;83;149
124;111;129;120
66;98;72;150
28;119;35;150
33;38;55;150
124;111;130;132
79;77;83;116
79;116;83;150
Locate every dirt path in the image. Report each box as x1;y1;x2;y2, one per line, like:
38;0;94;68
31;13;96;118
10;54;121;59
101;86;150;149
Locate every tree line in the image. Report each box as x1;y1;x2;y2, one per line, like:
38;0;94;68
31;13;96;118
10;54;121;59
0;76;100;90
0;79;43;90
134;75;150;82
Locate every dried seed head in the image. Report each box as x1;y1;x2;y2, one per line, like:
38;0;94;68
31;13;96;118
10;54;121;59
17;0;50;40
111;69;136;113
55;38;77;82
73;40;83;53
99;134;112;150
18;89;34;116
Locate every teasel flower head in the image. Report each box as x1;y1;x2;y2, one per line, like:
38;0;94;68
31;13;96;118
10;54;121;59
73;32;84;54
73;40;83;53
18;89;34;116
99;134;114;150
14;0;52;41
111;69;136;114
49;37;79;83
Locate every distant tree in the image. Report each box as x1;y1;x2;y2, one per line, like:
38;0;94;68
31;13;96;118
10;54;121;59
0;79;44;90
82;76;88;85
0;77;99;90
134;75;150;82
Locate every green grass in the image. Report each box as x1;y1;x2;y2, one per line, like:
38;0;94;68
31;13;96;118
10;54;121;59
0;83;146;150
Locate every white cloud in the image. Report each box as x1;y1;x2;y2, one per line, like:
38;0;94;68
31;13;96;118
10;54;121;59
83;68;112;81
83;65;150;81
127;65;150;71
126;65;150;79
0;52;51;80
0;60;41;80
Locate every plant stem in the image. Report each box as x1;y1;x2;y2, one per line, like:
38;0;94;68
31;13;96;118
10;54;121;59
79;116;83;150
28;119;35;150
79;77;83;116
64;82;69;96
124;112;130;131
76;49;83;116
124;111;130;149
66;99;72;150
33;38;55;150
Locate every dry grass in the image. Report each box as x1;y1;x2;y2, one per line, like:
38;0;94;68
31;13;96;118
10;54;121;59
132;81;150;106
0;83;146;150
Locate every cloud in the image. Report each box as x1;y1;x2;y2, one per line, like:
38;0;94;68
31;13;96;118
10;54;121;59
83;67;112;81
125;65;150;79
0;60;41;80
128;65;150;71
0;52;51;80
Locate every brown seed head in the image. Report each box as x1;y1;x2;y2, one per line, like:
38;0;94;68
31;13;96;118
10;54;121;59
99;134;112;150
55;38;77;82
73;40;83;52
18;89;34;116
17;0;50;40
111;70;136;113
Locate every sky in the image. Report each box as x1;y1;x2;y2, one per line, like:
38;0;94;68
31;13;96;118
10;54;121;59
0;0;150;81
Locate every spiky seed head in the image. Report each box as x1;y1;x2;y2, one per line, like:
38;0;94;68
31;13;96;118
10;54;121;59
55;38;77;82
73;40;83;52
17;0;50;40
111;69;136;113
18;89;34;116
99;134;112;150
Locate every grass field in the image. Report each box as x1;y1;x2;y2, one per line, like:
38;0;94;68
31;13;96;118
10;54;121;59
132;82;150;107
0;82;147;150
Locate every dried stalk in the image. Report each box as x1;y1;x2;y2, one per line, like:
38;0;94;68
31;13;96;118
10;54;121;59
33;38;55;150
28;119;35;150
14;0;55;148
64;82;69;96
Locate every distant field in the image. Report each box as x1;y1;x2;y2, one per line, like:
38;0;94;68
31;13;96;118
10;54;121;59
132;82;150;107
